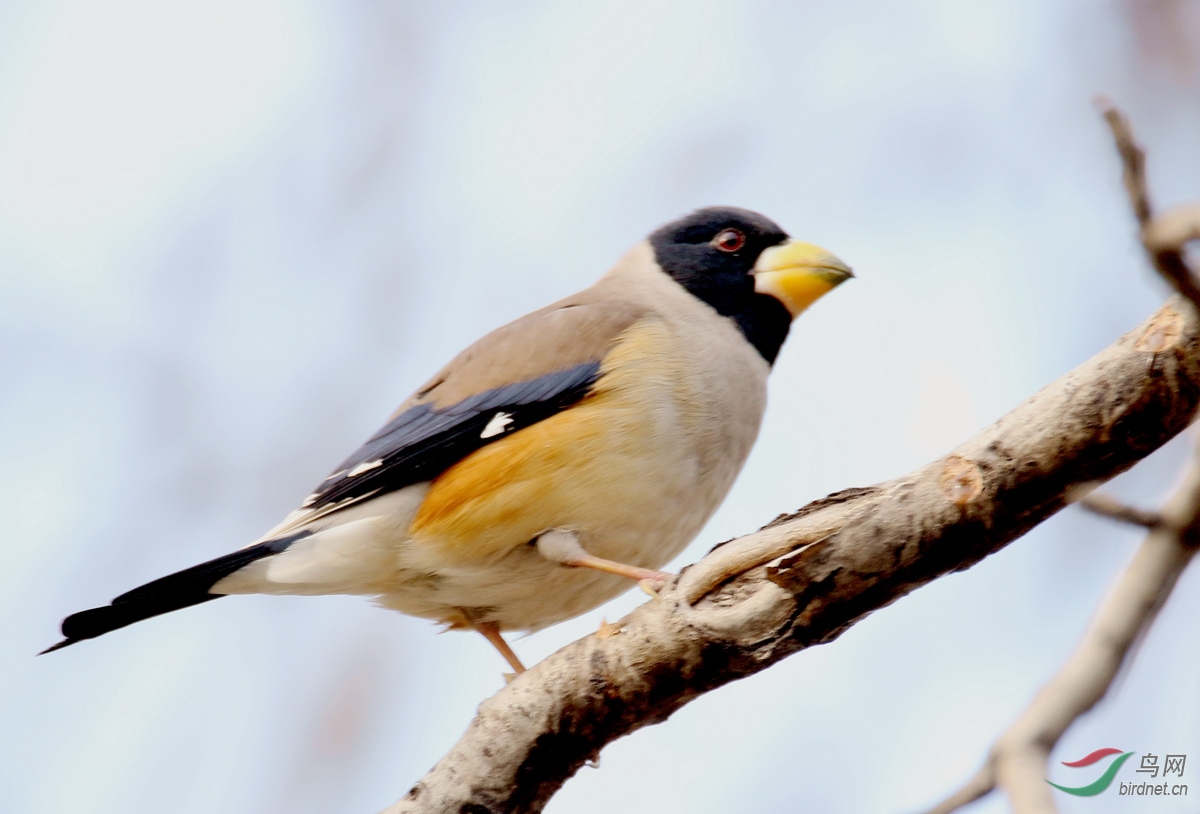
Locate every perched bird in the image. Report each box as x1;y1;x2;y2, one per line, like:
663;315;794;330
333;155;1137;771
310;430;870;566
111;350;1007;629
43;207;851;672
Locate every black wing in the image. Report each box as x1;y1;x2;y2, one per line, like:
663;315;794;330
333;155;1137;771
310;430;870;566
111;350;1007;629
305;361;602;510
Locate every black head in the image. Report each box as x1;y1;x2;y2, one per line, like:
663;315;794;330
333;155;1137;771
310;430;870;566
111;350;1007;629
649;206;793;364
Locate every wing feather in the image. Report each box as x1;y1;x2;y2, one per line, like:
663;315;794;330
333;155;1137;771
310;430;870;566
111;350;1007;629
301;297;650;513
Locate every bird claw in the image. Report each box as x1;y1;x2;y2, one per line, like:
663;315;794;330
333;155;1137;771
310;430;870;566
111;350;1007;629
638;575;667;599
596;618;622;638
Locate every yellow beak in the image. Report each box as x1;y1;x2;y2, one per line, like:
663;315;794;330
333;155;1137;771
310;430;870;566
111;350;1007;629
752;240;853;318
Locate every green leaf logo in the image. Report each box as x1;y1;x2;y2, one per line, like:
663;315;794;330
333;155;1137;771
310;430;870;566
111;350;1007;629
1046;750;1134;796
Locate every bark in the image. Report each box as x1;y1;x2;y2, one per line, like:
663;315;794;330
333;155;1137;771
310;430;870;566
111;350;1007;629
385;294;1200;814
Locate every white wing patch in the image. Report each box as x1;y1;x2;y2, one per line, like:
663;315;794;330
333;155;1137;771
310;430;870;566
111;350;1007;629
269;488;383;538
480;411;514;439
348;458;383;477
299;461;382;508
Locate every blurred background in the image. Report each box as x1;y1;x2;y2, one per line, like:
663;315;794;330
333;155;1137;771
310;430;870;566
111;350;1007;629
2;1;1199;812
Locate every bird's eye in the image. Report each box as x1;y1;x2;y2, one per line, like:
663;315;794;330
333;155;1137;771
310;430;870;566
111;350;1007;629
712;228;745;253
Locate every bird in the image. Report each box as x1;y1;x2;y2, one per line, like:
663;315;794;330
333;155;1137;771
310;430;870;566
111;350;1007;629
42;207;851;673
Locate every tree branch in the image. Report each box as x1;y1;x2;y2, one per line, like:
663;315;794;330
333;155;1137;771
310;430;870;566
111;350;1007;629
1099;99;1200;310
927;442;1200;814
386;297;1200;813
925;102;1200;814
1077;491;1163;528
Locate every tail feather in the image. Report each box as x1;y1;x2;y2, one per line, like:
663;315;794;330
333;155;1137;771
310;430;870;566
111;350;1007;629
41;530;312;654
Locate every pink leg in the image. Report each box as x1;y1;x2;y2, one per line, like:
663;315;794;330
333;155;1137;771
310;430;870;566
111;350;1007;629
536;530;672;594
469;618;527;674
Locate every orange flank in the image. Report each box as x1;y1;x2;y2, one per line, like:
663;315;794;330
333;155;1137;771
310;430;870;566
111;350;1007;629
411;396;609;560
409;318;683;568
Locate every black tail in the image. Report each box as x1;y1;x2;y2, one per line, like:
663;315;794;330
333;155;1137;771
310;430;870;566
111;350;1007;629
40;530;312;654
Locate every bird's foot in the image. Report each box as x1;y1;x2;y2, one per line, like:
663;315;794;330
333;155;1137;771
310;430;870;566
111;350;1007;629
466;617;527;675
536;530;674;596
638;572;671;599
